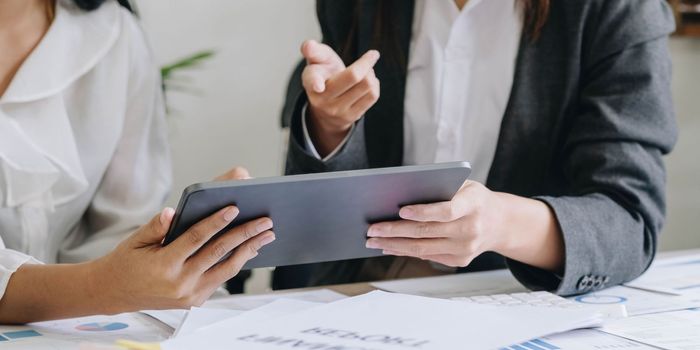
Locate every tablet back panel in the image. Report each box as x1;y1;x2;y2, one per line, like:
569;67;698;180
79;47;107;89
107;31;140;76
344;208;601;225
164;162;471;269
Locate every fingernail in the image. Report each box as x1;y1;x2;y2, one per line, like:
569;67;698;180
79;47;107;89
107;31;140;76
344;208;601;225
367;225;383;237
399;207;414;219
366;239;380;249
313;82;324;93
261;233;276;246
257;219;273;233
160;208;174;226
223;207;239;222
369;50;381;61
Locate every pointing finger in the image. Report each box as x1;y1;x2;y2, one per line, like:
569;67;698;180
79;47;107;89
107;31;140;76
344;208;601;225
326;50;380;98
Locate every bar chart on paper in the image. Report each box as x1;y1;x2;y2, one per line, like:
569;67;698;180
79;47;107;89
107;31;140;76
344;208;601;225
500;338;560;350
501;329;656;350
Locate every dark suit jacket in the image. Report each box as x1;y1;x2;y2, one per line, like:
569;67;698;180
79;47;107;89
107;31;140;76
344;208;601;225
277;0;677;296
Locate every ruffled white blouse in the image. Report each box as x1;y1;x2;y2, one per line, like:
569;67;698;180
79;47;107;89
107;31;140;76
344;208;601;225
0;0;171;299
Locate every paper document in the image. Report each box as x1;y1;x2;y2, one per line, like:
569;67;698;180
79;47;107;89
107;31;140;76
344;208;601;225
601;308;700;350
141;309;187;330
502;329;655;350
164;290;602;350
0;313;170;349
174;307;244;337
203;288;347;310
164;299;322;348
570;285;700;316
626;253;700;295
140;288;345;335
372;269;526;298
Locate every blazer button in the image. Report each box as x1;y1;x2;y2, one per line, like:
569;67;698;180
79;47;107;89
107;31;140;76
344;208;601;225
577;276;590;291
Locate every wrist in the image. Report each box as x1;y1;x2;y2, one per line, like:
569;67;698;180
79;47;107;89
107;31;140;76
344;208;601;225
489;192;522;256
492;193;565;273
84;258;124;315
306;107;353;156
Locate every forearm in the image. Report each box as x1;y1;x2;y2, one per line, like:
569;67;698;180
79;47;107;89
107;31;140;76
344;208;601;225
0;261;113;324
494;193;565;274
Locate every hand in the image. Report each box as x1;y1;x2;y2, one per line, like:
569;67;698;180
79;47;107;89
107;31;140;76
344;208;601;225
366;181;504;267
215;166;252;182
92;206;275;312
365;181;565;273
300;40;381;156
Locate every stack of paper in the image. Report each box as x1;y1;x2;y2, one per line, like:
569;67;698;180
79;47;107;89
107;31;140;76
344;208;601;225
163;291;603;350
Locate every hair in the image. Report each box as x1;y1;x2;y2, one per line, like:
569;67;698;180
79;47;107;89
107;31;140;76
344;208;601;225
336;0;550;69
72;0;133;12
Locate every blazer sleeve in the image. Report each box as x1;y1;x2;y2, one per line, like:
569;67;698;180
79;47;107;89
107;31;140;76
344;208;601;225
282;0;370;176
507;0;678;296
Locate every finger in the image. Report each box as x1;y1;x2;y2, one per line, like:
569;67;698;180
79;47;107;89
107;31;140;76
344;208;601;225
167;206;240;260
399;200;467;223
215;166;251;181
203;231;276;286
366;237;454;257
334;70;378;111
347;86;380;118
367;220;449;239
131;208;175;246
302;64;334;94
187;217;273;272
301;40;345;71
325;50;380;98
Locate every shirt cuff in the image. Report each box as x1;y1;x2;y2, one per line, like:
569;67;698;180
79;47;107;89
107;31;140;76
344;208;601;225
0;249;41;300
301;103;356;162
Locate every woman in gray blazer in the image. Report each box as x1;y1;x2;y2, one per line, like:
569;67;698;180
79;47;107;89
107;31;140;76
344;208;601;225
276;0;677;296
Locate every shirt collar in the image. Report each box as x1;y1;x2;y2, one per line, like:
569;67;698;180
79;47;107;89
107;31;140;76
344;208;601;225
0;0;121;104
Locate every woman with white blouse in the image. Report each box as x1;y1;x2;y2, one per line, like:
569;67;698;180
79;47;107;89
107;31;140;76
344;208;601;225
0;0;275;323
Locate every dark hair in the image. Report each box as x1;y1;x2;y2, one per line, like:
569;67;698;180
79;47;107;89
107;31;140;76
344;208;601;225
73;0;133;12
337;0;550;69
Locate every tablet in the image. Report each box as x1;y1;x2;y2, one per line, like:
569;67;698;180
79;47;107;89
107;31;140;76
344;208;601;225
163;162;471;269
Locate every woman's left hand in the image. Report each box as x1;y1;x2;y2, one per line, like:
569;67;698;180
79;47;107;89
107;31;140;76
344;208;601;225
366;181;508;267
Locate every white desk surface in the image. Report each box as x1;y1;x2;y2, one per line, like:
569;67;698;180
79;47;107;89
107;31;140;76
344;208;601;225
2;248;699;349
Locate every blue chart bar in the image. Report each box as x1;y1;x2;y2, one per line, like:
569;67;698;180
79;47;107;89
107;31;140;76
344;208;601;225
3;330;42;339
531;339;560;350
502;339;560;350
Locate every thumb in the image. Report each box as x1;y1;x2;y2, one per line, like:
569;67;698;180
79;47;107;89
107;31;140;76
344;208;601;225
301;40;345;71
134;207;175;245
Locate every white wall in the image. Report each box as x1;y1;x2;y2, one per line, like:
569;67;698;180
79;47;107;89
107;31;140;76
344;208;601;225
135;1;700;290
663;38;700;251
137;0;321;206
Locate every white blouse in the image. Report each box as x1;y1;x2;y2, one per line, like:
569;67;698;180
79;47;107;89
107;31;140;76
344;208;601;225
403;0;522;184
0;0;171;299
304;0;522;184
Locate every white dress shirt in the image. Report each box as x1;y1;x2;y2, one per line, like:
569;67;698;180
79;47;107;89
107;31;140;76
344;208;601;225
0;1;171;299
305;0;522;185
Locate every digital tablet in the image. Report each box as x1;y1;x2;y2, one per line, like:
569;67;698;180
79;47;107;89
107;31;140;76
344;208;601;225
163;162;471;269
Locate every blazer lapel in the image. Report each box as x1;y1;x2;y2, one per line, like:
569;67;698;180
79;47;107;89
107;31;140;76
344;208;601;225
360;0;415;168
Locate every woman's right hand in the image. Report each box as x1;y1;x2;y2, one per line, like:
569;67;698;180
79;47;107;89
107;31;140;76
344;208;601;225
300;40;381;156
91;206;275;313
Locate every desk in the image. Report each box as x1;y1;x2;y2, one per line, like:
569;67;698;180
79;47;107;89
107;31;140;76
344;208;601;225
3;249;700;349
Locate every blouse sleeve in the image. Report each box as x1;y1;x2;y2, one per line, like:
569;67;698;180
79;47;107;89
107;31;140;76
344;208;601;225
58;11;172;263
0;242;40;299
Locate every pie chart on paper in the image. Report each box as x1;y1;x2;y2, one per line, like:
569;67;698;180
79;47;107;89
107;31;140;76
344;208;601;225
75;322;129;332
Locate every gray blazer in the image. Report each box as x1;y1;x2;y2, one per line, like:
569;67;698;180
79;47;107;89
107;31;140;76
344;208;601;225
277;0;677;296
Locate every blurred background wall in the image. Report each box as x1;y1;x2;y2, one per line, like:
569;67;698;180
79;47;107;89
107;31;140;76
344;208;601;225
135;1;700;291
